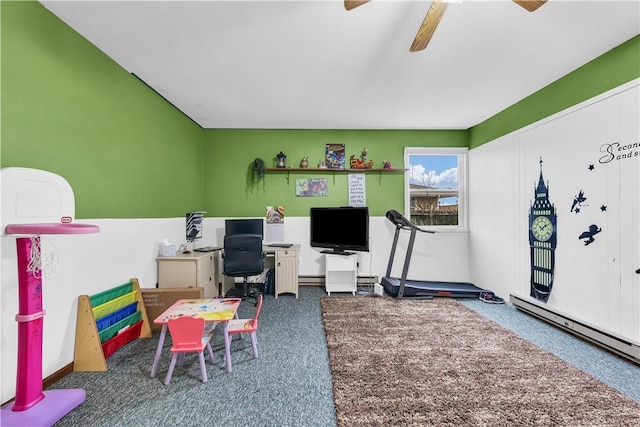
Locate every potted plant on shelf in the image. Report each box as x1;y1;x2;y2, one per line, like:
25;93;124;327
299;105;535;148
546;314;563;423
252;158;267;183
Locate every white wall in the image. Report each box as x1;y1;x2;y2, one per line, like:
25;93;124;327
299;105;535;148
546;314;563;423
1;215;469;402
469;80;640;345
468;134;518;298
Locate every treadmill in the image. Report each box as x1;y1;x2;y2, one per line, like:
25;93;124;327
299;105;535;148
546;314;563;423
380;210;484;299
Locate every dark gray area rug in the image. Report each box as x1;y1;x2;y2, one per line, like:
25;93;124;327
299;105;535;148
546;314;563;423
321;295;640;427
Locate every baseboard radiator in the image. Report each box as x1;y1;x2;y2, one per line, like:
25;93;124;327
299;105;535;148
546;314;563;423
510;294;640;365
298;275;378;286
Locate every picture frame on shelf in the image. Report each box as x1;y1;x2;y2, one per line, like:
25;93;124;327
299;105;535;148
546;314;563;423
325;143;346;169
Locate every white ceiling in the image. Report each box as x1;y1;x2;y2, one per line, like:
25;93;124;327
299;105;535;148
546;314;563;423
40;0;640;130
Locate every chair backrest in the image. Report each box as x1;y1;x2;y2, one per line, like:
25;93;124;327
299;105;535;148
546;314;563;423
167;316;206;352
227;294;263;333
223;234;264;278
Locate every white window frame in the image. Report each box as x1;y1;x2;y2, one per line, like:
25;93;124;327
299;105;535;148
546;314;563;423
404;147;469;232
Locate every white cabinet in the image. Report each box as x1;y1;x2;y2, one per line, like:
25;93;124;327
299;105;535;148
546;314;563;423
275;248;299;298
157;252;219;299
325;253;357;296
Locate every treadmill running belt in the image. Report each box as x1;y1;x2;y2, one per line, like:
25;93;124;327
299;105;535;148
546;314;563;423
381;276;484;298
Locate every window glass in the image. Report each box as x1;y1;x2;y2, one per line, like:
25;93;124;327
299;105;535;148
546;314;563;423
404;148;468;230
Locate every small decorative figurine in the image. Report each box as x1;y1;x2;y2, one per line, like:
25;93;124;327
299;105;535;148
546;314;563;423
318;161;327;168
299;157;309;168
383;160;393;169
349;150;374;169
276;151;287;168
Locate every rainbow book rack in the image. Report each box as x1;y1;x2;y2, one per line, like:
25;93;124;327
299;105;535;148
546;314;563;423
74;278;151;371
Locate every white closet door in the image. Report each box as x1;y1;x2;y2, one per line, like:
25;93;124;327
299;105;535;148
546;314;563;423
520;94;617;326
613;86;639;341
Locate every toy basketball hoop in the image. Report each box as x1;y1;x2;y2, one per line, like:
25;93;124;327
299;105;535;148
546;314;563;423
1;167;99;427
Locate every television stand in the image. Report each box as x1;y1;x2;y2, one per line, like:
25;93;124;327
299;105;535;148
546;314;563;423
321;250;356;256
324;252;358;296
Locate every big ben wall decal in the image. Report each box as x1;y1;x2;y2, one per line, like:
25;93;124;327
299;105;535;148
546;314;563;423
529;158;557;302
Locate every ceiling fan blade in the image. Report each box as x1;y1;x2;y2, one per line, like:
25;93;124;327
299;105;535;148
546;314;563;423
513;0;547;12
410;0;448;52
344;1;371;11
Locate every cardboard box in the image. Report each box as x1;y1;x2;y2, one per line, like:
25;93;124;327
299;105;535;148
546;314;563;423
141;287;204;332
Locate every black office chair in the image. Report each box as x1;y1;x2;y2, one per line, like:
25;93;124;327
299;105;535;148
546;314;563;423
223;234;265;305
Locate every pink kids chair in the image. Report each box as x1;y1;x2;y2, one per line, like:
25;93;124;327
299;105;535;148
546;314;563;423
164;316;215;385
223;294;263;372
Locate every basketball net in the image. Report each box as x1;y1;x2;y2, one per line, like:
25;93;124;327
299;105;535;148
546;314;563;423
26;236;58;279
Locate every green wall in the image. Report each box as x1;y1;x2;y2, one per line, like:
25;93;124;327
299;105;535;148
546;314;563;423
1;1;205;219
469;35;640;149
2;2;638;219
202;129;467;217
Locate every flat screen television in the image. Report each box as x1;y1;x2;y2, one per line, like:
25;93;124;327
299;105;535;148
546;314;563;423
310;206;369;255
225;218;264;238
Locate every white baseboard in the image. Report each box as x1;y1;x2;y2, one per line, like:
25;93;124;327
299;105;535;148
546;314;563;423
510;294;640;365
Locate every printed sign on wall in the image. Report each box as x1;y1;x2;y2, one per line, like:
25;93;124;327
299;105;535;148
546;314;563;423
348;174;366;207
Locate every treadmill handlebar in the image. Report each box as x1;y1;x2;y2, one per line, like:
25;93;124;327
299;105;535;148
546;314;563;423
385;210;435;233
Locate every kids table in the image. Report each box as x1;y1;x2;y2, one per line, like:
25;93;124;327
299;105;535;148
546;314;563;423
150;298;241;378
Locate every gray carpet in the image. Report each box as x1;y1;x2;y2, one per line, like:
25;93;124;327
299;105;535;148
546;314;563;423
48;287;640;426
52;287;336;427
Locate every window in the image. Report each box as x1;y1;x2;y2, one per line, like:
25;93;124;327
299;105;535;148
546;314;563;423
404;147;468;230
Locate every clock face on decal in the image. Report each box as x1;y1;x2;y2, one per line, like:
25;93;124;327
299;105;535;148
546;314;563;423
532;216;553;241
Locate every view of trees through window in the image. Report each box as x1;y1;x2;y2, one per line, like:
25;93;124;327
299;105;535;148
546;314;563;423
405;149;466;227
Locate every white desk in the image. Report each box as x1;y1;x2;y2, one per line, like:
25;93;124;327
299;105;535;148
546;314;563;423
221;245;300;298
157;251;219;298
